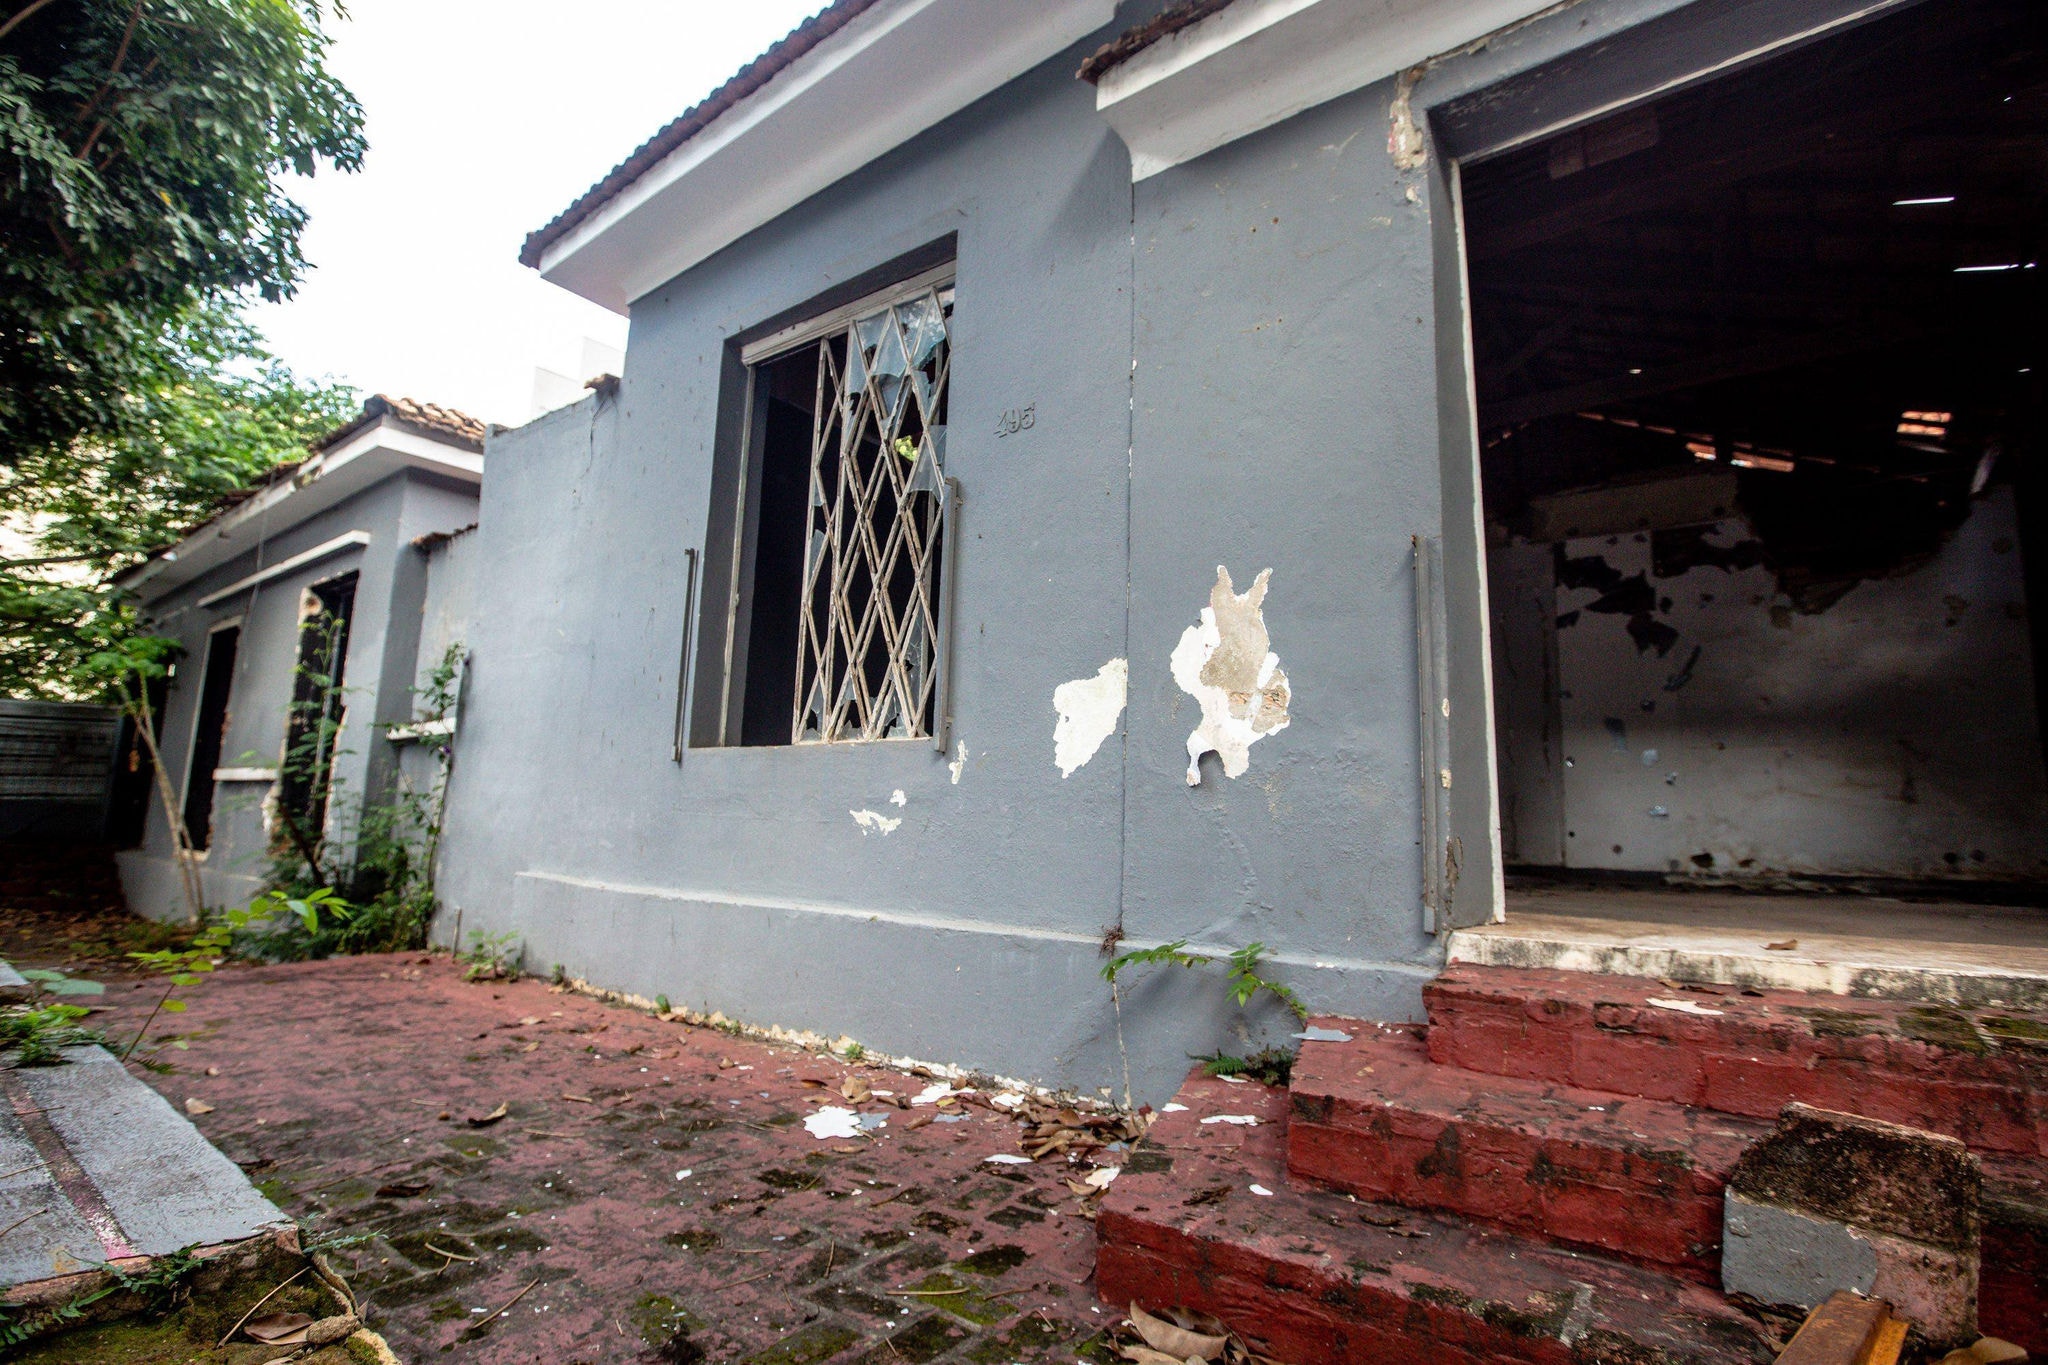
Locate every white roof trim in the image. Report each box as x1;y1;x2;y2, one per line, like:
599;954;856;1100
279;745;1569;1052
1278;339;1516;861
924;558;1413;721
535;0;1116;313
120;415;481;600
1092;0;1564;180
195;532;370;609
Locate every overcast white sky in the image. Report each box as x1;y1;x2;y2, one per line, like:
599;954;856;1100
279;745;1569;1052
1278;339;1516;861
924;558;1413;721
247;1;826;427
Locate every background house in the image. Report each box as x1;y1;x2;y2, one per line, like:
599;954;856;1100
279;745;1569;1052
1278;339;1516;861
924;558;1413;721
117;396;484;918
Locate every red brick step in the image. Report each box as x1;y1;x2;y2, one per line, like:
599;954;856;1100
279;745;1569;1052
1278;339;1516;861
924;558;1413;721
1097;1070;1778;1365
1423;965;2048;1157
1286;1023;1765;1282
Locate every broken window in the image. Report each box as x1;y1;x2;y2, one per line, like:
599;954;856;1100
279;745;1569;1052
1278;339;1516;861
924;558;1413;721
712;271;955;746
279;573;355;840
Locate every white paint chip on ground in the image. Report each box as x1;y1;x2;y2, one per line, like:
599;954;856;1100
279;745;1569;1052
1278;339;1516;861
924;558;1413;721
1249;1184;1275;1196
1214;1074;1248;1084
1084;1166;1120;1189
1053;658;1128;777
804;1107;862;1139
1294;1026;1353;1042
674;1170;692;1180
889;790;906;807
989;1092;1028;1111
983;1154;1034;1165
1647;997;1725;1016
1162;1103;1189;1113
1200;1114;1260;1126
1170;566;1291;784
912;1083;957;1106
850;809;901;836
948;741;968;784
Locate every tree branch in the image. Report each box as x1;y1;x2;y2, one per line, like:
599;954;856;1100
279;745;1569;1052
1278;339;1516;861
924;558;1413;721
0;0;61;47
76;2;146;161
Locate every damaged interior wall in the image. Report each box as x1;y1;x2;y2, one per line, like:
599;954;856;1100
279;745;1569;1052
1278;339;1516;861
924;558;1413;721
1465;0;2048;891
1491;485;2048;879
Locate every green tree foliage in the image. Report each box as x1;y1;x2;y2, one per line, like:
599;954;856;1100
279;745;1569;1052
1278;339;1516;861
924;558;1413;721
0;0;365;460
0;309;358;699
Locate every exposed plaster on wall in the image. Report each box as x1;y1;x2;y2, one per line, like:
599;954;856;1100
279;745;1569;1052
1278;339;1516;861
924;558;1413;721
1170;567;1292;785
1052;658;1129;778
1386;0;1589;171
850;809;901;836
948;741;968;785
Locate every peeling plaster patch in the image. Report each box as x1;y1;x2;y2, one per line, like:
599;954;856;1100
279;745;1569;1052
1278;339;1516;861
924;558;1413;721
1053;659;1129;778
889;789;907;807
850;809;901;836
1170;567;1291;785
949;741;968;785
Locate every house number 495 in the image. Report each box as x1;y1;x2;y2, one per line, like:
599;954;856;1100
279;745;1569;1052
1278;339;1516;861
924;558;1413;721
995;404;1035;437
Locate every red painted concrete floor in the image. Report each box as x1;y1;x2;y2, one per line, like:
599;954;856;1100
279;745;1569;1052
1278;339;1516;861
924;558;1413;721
70;953;1130;1364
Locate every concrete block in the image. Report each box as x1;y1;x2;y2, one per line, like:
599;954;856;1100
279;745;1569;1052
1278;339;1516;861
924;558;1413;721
1724;1104;1980;1344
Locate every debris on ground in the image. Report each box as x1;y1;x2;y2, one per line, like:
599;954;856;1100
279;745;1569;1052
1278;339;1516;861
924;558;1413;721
59;952;1129;1363
1110;1303;1292;1365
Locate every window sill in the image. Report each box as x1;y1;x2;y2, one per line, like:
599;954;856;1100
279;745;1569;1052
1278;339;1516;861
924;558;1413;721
385;718;456;745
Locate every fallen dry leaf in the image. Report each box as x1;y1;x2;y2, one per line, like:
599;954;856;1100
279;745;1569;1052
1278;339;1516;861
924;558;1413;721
1115;1347;1188;1365
1130;1302;1228;1361
1130;1309;1220;1358
184;1098;214;1116
562;1094;594;1104
1766;939;1799;951
376;1180;432;1198
244;1311;315;1344
718;1057;736;1070
522;1041;539;1053
840;1075;871;1103
204;1066;220;1077
903;1112;935;1131
468;1103;509;1127
520;1016;541;1025
831;1144;863;1154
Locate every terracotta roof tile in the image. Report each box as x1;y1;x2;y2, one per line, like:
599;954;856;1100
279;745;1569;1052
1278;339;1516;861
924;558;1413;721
312;394;487;454
519;1;884;272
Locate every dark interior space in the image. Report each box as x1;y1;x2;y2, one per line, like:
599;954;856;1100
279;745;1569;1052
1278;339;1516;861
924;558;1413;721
739;342;823;747
1462;0;2048;895
181;625;239;851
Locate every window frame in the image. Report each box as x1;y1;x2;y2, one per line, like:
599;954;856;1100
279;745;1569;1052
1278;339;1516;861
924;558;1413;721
696;263;964;753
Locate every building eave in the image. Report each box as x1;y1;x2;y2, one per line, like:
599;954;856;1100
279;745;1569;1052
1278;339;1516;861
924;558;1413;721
527;0;1117;314
1086;0;1577;181
115;417;484;602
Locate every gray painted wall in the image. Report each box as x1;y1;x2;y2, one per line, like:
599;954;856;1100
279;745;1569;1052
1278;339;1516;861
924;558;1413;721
434;0;1964;1101
119;470;478;919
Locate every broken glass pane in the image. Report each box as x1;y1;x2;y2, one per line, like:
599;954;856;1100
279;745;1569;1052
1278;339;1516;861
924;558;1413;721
897;294;947;369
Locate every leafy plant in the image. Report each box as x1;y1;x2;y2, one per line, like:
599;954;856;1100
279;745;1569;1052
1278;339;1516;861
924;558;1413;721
124;889;346;1057
0;966;104;1066
462;930;521;983
0;1241;206;1346
1197;1047;1295;1087
1100;939;1307;1022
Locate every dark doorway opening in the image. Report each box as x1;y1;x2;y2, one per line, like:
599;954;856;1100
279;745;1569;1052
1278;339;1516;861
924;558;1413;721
182;625;240;851
1463;0;2048;902
280;574;356;842
736;341;825;747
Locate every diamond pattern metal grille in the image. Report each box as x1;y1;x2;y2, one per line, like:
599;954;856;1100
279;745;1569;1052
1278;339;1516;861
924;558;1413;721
792;285;951;743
